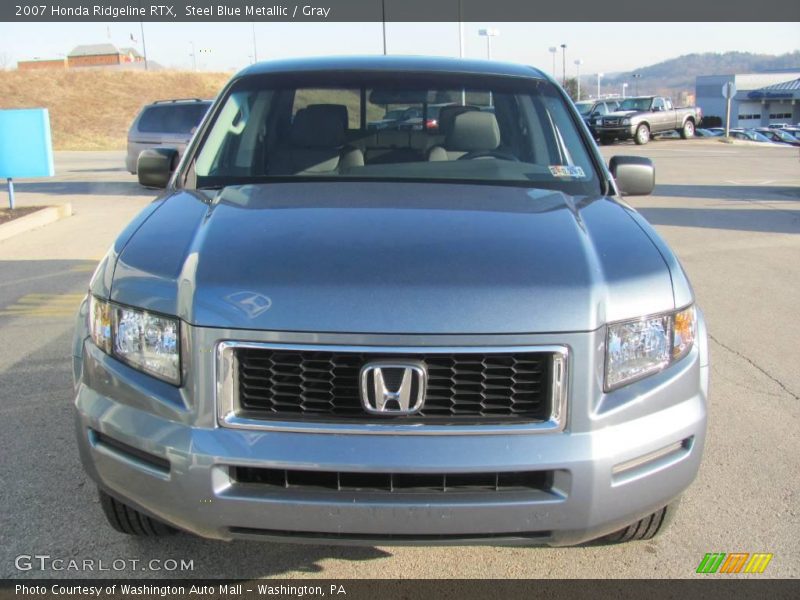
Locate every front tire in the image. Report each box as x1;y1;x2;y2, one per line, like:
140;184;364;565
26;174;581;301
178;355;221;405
680;120;695;139
595;499;681;544
634;123;650;145
98;489;177;536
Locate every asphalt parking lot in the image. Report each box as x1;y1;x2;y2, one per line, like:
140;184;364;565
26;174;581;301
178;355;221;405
0;139;798;579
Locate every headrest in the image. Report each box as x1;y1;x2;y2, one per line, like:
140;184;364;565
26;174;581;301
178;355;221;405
291;104;347;148
446;111;501;152
437;105;480;136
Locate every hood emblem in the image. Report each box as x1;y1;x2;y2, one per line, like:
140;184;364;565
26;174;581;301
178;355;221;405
225;291;272;318
360;361;427;415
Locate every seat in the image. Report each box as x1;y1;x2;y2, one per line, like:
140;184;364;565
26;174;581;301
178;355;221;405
436;104;480;137
428;111;501;161
269;104;363;175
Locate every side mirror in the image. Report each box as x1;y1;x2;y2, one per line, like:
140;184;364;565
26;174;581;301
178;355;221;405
137;148;179;188
609;156;655;196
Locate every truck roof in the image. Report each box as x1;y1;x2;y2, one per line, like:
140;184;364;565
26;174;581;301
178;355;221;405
238;55;548;80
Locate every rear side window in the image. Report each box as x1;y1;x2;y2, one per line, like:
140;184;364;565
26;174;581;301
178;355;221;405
136;103;210;134
292;89;361;129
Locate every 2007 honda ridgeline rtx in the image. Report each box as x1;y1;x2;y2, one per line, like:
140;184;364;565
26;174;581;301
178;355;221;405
73;56;708;545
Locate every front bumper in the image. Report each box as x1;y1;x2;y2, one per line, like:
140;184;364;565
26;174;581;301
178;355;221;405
73;319;708;546
596;126;636;139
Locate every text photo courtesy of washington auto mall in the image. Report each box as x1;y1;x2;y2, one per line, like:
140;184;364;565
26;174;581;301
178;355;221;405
0;0;799;596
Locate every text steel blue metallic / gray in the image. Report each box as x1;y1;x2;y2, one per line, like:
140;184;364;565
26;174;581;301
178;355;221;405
73;56;708;545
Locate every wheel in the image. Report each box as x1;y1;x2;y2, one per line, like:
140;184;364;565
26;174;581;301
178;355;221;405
98;489;177;536
680;120;695;139
595;499;681;544
634;123;650;145
599;136;615;145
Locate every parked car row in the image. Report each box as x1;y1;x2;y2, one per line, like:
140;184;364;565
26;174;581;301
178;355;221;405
703;127;800;146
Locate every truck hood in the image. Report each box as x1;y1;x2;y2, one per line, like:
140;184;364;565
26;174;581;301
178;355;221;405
110;182;676;334
603;110;639;118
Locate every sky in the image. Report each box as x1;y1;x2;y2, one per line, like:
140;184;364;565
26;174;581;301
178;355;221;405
0;21;798;76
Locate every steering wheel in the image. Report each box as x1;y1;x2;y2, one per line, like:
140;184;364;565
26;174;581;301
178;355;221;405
457;149;520;161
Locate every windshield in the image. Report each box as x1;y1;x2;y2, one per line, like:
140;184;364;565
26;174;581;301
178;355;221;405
616;98;653;111
574;101;594;116
191;72;601;196
749;131;772;142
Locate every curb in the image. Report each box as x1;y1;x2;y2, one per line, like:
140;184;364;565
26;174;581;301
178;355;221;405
0;203;73;243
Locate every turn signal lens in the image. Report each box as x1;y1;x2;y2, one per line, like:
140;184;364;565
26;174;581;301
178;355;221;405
89;295;112;353
672;305;697;360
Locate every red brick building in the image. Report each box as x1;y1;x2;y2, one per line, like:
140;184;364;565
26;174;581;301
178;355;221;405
17;58;67;70
66;44;144;68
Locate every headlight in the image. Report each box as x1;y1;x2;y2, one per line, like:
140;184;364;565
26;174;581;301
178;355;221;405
622;118;631;125
595;119;602;126
89;296;181;385
605;305;696;391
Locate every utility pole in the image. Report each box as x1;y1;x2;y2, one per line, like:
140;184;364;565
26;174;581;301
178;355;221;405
139;21;148;70
381;0;387;55
548;47;557;78
458;0;465;105
560;44;567;87
137;1;148;71
597;72;603;99
189;42;196;71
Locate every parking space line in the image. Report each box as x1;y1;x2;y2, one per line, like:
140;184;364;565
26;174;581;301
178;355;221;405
0;293;85;318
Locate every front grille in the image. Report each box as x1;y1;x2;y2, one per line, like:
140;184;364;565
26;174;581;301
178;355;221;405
604;118;620;126
236;348;553;422
231;467;552;494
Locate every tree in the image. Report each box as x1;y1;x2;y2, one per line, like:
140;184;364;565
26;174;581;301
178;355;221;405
561;77;579;101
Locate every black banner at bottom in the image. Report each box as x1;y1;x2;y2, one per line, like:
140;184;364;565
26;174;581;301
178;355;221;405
2;580;799;600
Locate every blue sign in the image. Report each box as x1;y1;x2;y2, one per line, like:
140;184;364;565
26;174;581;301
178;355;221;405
0;108;55;179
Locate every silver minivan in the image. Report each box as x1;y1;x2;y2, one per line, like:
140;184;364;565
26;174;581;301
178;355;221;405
125;98;211;174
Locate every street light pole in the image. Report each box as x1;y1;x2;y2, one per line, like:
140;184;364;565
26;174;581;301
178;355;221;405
560;44;567;86
458;0;463;59
574;59;583;100
478;28;499;60
597;72;603;99
622;82;628;99
632;73;641;96
251;23;258;63
548;47;557;78
478;28;499;106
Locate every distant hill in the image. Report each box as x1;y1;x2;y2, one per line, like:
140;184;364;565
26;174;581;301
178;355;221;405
592;51;800;98
0;69;231;150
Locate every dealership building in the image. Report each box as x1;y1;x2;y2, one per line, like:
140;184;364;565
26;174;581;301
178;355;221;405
696;71;800;128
